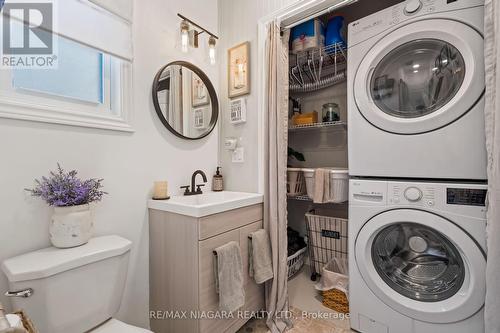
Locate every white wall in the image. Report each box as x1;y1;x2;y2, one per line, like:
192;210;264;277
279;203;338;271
217;0;300;193
0;0;218;329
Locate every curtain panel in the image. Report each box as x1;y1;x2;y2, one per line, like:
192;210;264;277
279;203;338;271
264;22;293;333
484;0;500;332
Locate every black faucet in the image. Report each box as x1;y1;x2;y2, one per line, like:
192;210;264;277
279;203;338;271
180;170;208;196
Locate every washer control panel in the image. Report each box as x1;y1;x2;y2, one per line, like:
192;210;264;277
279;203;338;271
404;0;422;15
404;187;423;201
350;180;487;215
389;184;435;206
348;0;484;47
447;188;487;207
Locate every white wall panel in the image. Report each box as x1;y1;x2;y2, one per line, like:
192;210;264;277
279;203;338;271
218;0;299;193
0;0;219;329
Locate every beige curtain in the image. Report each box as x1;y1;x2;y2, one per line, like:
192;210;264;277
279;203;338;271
264;22;292;333
484;0;500;332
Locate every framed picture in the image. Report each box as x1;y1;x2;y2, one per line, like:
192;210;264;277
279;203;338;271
228;42;250;98
191;73;210;107
193;107;207;129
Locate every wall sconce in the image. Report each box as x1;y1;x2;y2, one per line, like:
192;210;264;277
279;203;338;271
178;13;219;65
180;19;189;53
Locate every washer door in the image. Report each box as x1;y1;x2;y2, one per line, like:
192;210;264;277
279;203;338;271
355;209;485;323
354;19;484;134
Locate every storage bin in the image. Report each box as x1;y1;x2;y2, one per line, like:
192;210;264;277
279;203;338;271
302;168;348;203
287;168;306;196
290;18;325;54
329;169;349;203
292;111;318;126
305;211;348;277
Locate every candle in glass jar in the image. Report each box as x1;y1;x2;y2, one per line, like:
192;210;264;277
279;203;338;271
153;181;169;200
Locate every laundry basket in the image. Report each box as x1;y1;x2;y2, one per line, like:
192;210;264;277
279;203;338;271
305;210;348;280
287;247;307;279
315;258;349;313
287;168;306;196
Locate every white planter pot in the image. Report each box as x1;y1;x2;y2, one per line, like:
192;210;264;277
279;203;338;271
50;204;93;248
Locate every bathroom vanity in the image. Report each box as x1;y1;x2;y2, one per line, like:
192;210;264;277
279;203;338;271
148;191;265;333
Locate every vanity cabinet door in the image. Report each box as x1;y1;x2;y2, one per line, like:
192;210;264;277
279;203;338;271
198;229;241;333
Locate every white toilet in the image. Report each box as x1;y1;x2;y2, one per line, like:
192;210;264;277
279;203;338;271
1;235;152;333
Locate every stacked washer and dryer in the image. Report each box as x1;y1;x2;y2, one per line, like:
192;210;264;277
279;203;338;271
347;1;487;332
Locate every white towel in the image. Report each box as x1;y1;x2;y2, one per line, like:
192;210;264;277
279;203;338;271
248;229;274;284
313;168;331;203
213;241;245;312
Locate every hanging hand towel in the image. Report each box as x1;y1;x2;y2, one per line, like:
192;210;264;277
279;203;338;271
213;241;245;313
313;168;331;203
248;229;274;284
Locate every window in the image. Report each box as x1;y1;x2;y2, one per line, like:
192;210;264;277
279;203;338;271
0;0;133;132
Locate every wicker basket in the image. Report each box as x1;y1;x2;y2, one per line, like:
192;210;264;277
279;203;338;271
13;310;38;333
322;288;349;313
287;247;307;279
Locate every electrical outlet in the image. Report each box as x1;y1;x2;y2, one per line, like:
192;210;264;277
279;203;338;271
232;147;244;163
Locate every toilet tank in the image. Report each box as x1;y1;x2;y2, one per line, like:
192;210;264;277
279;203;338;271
1;235;132;333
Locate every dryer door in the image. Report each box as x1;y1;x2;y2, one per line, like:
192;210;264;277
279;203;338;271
355;209;485;323
354;19;484;134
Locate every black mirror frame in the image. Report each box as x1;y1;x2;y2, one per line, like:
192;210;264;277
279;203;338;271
152;61;219;140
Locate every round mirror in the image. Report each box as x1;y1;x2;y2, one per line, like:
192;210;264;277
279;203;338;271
152;61;218;140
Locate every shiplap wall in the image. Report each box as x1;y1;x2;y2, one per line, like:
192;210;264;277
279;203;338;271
218;0;300;193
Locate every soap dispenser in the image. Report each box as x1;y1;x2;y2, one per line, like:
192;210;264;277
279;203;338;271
212;167;224;192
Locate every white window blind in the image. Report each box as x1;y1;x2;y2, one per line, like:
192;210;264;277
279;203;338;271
0;0;134;131
4;0;133;61
88;0;133;22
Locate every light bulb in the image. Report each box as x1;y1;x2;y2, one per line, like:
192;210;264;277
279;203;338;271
208;36;216;65
180;20;189;53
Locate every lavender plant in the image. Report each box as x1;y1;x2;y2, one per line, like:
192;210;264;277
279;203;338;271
26;164;106;207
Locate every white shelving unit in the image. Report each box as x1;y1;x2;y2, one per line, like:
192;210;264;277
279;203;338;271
288;120;347;132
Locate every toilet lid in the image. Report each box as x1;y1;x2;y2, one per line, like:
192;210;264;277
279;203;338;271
90;319;153;333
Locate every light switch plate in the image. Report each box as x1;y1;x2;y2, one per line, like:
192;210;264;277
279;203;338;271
232;147;244;163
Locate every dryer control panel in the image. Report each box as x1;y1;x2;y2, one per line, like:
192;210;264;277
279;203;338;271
348;0;484;47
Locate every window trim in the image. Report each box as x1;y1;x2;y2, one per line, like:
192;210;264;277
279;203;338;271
0;61;134;132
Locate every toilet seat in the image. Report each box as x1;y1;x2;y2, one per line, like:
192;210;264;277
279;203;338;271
90;319;153;333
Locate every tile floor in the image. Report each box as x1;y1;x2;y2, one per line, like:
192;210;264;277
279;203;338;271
238;266;354;333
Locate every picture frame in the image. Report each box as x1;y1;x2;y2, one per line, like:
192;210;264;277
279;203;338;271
191;73;210;107
228;41;250;98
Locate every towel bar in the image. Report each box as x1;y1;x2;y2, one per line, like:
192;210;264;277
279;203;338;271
213;236;253;255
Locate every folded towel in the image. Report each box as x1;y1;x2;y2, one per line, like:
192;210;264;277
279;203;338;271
213;241;245;312
313;168;331;203
248;229;274;284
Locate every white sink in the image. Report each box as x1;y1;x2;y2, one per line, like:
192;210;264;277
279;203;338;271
147;191;264;218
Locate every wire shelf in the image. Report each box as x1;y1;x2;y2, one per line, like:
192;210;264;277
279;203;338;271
292;42;347;64
288;121;347;132
289;42;347;91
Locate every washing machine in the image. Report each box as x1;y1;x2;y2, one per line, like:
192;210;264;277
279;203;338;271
348;179;487;333
347;0;487;180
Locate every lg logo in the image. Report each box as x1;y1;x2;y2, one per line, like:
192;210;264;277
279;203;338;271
2;2;53;55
